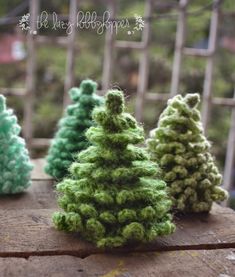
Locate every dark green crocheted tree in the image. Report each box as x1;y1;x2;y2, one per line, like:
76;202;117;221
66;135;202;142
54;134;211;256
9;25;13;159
0;95;33;194
147;93;228;213
45;79;103;180
52;90;175;248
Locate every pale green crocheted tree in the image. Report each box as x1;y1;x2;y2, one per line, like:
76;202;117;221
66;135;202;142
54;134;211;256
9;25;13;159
45;79;103;180
147;93;228;213
53;90;175;248
0;95;33;194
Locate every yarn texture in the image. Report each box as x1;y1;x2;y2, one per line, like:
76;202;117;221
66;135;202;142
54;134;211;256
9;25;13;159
147;93;228;213
45;79;104;179
0;95;33;194
53;90;175;248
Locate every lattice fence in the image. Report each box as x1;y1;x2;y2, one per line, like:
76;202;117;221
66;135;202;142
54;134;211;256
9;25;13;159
0;0;234;200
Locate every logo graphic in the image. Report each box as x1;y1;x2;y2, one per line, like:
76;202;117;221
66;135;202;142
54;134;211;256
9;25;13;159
18;13;37;34
18;13;30;31
17;12;143;36
127;14;145;35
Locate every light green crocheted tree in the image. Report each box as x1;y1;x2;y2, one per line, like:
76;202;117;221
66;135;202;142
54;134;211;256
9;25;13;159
45;79;103;180
0;95;33;194
52;90;175;248
147;93;228;213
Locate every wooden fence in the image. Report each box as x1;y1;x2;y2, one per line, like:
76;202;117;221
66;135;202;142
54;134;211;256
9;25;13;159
0;0;234;199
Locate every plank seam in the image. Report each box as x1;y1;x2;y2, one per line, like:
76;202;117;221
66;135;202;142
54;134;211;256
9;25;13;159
1;242;235;259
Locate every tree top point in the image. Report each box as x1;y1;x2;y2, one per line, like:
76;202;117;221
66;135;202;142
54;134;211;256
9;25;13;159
69;79;98;102
106;90;124;114
0;95;6;112
80;79;97;95
185;93;200;108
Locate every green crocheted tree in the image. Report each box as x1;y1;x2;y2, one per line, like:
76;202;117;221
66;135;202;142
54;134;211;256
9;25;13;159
45;79;103;180
0;95;33;194
147;93;228;213
52;90;175;248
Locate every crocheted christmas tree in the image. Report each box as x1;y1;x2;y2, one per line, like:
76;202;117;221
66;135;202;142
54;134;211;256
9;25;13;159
45;79;104;180
147;93;228;213
53;90;175;248
0;95;33;194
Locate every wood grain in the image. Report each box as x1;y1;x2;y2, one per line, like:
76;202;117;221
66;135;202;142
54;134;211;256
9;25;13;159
0;180;56;209
0;208;95;258
31;159;53;180
1;249;235;277
146;204;235;251
0;205;234;258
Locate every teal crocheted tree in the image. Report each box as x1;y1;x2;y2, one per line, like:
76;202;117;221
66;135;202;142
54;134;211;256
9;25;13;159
147;93;228;213
0;95;33;194
52;90;175;248
45;79;103;180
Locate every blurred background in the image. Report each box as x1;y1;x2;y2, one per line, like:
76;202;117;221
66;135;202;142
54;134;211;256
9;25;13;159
0;0;235;206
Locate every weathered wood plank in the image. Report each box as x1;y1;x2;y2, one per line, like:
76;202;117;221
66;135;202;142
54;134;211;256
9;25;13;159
135;0;152;122
63;0;78;108
201;0;220;131
150;204;235;251
31;159;52;180
1;249;235;277
0;205;234;258
23;0;39;145
101;1;117;92
0;208;94;258
0;87;26;96
0;180;55;210
31;138;51;149
84;249;235;277
183;47;213;57
223;89;235;203
170;0;188;97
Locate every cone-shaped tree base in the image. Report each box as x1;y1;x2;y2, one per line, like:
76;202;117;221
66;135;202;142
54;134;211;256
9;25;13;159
0;95;33;194
53;90;175;248
147;93;228;213
45;79;103;180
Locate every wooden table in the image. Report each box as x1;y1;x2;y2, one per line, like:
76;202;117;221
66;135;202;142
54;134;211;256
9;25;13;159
0;159;235;277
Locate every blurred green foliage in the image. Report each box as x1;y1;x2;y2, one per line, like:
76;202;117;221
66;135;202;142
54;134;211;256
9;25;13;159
0;0;234;173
